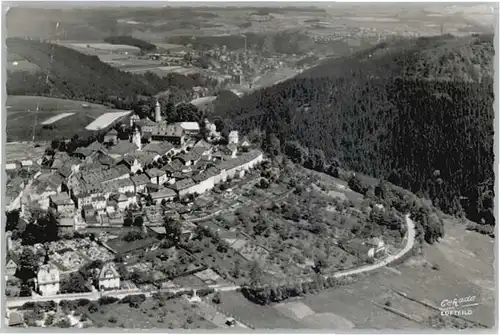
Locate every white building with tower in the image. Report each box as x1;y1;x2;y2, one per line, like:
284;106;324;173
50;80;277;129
155;100;162;123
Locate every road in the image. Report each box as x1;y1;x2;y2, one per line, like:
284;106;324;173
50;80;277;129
7;216;415;310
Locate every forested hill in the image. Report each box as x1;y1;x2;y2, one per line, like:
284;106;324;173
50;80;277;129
299;34;494;82
6;38;216;107
215;34;495;227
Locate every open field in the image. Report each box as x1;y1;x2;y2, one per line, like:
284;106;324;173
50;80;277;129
6;95;127;142
87;298;217;329
40;113;75;125
85;111;132;130
252;67;301;89
218;291;303;329
6;60;40;73
5;141;49;163
66;42;141;53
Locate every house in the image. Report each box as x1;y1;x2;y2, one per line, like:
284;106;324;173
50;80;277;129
136;118;158;134
7;311;24;327
6;178;25;212
152;123;185;145
228;130;239;144
30;175;62;209
118;155;143;174
168;178;197;197
98;263;121;290
150;188;177;203
36;264;60;296
366;237;386;259
107;140;138;159
131;174;150;193
5;162;19;171
178;122;201;135
104;129;118;145
110;193;136;211
6;255;18;279
176;152;200;166
49;193;75;217
142;141;175;157
220;144;238;159
21;160;33;170
146;168;167;185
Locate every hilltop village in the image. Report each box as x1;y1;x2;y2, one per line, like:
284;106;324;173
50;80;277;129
5;101;265;305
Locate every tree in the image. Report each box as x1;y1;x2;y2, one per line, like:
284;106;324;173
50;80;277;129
262;132;281;158
212;292;221;304
123;210;133;227
6;210;20;231
164;217;182;245
249;260;263;287
348;175;365;194
313;252;329;274
258;177;270;189
17;248;39;282
60;272;88;294
284;141;308;164
133;216;144;227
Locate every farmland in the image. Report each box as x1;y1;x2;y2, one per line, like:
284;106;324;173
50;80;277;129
6;96;127;142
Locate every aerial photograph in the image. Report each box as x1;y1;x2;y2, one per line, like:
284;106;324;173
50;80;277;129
2;1;497;331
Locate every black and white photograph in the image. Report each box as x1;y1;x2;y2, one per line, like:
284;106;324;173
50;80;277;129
1;1;497;331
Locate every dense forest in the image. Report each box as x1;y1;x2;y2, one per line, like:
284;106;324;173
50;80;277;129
6;38;218;108
215;34;495;227
103;35;157;52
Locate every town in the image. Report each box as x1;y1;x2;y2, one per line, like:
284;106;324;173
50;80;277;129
4;3;495;331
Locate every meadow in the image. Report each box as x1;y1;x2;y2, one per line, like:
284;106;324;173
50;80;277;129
6;96;126;142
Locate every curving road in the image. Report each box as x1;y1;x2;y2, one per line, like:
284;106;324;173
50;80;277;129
6;215;415;310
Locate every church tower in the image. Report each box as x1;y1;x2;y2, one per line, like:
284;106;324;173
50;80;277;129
155;100;162;123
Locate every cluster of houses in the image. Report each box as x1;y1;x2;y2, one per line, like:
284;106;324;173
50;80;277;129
8;106;262;227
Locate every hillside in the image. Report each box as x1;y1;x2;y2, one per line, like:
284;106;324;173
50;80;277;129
6;38;216;107
214;34;495;228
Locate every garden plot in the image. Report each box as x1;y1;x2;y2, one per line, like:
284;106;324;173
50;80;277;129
41;112;75;125
85;111;132;130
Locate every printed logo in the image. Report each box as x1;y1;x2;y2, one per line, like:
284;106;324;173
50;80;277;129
440;295;479;316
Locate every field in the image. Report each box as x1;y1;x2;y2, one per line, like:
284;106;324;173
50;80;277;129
251;67;301;90
6;96;127;142
87;298;217;329
5;141;49;163
85;111;132;131
6;60;40;74
64;42;141;54
40;112;75;125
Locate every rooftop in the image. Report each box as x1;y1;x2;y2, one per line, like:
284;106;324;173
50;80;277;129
168;178;196;191
178;122;201;132
150;188;177;200
146;168;165;178
131;174;150;185
142;141;174;155
50;193;74;206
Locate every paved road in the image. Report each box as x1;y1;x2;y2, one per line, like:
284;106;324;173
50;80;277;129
7;215;415;310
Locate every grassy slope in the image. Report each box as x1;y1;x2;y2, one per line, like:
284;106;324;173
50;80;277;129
6;95;123;142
